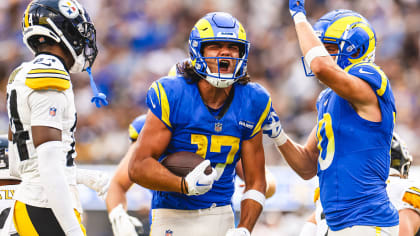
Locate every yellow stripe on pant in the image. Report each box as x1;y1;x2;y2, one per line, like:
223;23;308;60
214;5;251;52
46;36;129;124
13;200;86;236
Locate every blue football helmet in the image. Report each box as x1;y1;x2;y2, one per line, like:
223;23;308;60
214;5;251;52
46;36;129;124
189;12;250;88
303;9;376;76
22;0;98;73
390;133;412;178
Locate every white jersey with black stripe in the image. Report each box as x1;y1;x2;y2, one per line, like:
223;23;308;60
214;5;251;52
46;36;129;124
387;176;420;214
5;53;80;211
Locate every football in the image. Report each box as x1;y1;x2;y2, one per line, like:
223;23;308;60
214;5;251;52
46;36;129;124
161;151;212;177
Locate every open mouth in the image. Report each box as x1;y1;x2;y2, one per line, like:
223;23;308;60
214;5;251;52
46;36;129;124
219;60;230;72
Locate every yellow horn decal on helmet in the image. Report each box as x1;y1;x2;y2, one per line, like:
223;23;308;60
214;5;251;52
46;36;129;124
195;19;214;39
237;21;247;40
348;23;376;64
324;16;364;39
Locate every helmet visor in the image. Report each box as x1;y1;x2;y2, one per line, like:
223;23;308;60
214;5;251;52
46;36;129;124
79;22;98;69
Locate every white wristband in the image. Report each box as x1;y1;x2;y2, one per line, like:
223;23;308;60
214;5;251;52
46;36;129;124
304;46;330;68
293;12;307;24
272;129;288;146
241;189;265;208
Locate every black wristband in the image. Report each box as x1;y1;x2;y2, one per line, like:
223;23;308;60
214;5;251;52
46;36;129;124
181;177;188;194
181;177;186;194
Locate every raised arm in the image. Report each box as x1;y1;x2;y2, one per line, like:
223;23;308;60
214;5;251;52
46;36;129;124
289;0;380;121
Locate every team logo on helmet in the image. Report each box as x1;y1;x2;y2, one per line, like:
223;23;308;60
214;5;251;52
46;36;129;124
302;9;377;76
22;0;98;73
59;0;79;19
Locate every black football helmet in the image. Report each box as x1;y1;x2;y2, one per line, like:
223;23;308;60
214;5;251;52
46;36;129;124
22;0;98;72
390;133;412;178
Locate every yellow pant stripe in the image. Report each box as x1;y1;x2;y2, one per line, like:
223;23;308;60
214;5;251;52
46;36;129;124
75;209;87;236
375;226;381;236
14;201;39;236
13;201;86;236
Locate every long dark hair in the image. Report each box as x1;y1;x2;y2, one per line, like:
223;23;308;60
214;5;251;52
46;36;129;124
176;60;250;85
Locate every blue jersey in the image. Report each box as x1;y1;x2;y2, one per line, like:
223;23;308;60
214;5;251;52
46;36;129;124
146;76;271;210
128;114;146;142
316;62;399;230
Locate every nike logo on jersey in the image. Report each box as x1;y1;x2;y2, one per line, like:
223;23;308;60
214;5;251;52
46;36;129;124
358;68;374;74
149;95;156;109
34;58;55;67
196;181;210;187
38;62;52;66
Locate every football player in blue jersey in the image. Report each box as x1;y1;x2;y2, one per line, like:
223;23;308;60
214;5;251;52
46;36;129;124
262;1;398;235
107;111;277;235
128;12;271;236
299;133;420;236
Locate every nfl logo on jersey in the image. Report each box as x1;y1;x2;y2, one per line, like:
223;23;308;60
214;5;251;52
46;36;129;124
49;107;57;117
214;122;223;132
165;230;173;236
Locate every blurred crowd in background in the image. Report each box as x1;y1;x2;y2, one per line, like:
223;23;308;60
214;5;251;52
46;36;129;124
0;0;419;235
0;0;419;165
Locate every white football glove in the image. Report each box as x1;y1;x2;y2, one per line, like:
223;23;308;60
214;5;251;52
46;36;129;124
185;160;217;196
226;227;251;236
109;204;144;236
262;107;288;146
76;168;110;200
262;110;283;139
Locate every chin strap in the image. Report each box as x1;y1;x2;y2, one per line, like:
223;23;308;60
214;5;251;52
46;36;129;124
86;67;108;108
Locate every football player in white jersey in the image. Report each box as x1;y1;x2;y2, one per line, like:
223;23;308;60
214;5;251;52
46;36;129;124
299;133;420;236
6;0;107;235
0;135;110;236
387;133;419;236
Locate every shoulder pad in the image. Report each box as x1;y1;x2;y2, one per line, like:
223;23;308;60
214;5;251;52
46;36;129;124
345;63;388;96
128;114;147;142
8;66;23;84
346;63;382;76
167;65;178;76
25;55;70;91
243;83;272;137
129;124;139;142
